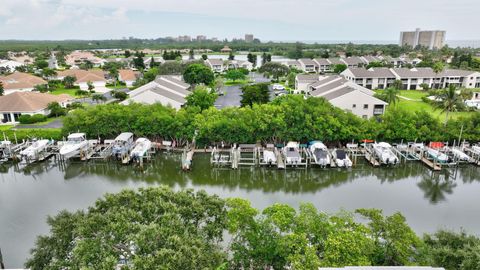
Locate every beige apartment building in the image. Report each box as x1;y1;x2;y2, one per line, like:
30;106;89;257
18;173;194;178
399;28;446;49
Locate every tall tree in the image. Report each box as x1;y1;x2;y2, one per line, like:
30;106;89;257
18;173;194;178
108;67;119;88
432;61;445;89
240;83;270;107
185;85;218;111
189;49;195;60
183;63;215;86
228;51;235;60
258;62;289;82
436;84;462;126
63;76;76;89
225;69;246;82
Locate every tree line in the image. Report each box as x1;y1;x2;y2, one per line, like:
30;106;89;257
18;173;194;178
62;95;480;146
25;186;480;269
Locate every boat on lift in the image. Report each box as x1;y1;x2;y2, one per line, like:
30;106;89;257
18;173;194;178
283;141;302;165
472;145;480;155
425;147;449;163
111;132;134;160
372;142;399;165
262;145;277;165
130;138;152;160
309;141;330;167
449;148;471;162
20;139;51;160
59;133;90;159
0;140;12;162
331;148;353;168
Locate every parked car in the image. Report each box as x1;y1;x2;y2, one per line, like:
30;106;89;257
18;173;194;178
272;84;285;90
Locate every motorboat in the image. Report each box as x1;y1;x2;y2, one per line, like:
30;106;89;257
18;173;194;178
332;149;353;168
425;147;449;163
0;140;12;161
262;148;277;165
59;133;89;159
309;141;330;167
472;145;480;155
372;142;399;165
20;139;51;160
449;148;471;162
130;138;152;160
283;141;302;165
111;132;134;159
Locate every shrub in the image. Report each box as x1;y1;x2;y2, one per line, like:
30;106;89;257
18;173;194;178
112;91;128;101
18;114;47;124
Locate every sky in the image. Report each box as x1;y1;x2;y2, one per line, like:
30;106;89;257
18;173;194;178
0;0;479;41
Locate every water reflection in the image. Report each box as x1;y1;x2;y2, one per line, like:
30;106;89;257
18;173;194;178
4;153;478;203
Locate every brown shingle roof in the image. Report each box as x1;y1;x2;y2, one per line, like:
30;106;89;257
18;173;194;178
0;92;72;112
57;69;106;83
119;69;138;81
0;72;47;90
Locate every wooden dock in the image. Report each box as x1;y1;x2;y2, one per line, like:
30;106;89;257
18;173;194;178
365;151;380;167
420;157;442;171
274;148;285;169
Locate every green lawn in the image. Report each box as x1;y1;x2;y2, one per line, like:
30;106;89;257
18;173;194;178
50;88;78;97
0;125;13;131
378;90;476;120
225;79;252;86
17;116;63;127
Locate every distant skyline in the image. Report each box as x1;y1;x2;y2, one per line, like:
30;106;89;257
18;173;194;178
1;0;479;41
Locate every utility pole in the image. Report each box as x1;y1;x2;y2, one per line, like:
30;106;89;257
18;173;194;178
0;248;5;269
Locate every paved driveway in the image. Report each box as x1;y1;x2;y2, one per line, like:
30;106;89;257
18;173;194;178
214;73;274;109
16;118;63;129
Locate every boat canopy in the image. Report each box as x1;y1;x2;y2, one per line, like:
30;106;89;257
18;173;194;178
286;141;299;148
336;149;346;159
68;133;86;139
377;142;392;148
115;132;134;142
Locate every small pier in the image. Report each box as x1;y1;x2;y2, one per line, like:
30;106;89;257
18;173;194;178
464;146;480;166
274;147;285;169
363;144;380;167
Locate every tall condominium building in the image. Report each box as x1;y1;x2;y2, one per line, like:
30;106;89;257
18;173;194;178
399;28;446;49
196;35;207;41
245;34;254;42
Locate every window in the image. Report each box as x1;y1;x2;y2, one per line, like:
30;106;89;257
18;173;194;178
352;104;356;108
362;115;368;119
363;104;369;109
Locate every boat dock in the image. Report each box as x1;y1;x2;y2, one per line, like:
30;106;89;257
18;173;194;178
363;144;380;167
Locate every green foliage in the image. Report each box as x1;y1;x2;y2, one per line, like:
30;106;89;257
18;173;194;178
258;62;289;81
333;64;347;74
247;53;257;67
201;54;208;60
1;128;63;141
183;63;215;85
143;67;159;82
47;102;66;117
26;187;228;270
366;61;385;69
424;230;480;270
62;76;76;89
240;83;270;107
0;81;4;96
376;88;400;105
112;91;128;101
434;85;463;125
18;114;48;124
91;94;107;103
162;50;181;60
34;59;48;69
224;69;246;82
185;86;218;111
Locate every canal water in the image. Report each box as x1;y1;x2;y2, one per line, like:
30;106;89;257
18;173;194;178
0;153;479;267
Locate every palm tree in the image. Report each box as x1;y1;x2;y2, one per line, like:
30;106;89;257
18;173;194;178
436;84;461;126
432;62;444;89
383;87;400;106
109;68;119;88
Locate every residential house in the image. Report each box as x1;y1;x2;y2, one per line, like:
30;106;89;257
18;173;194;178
342;56;365;68
300;74;388;118
65;51;106;68
121;75;191;109
342;67;480;90
297;58;318;73
341;68;397;89
0;72;47;95
0;60;25;73
118;69;139;87
0;92;73;123
56;70;108;92
227;60;254;71
143;56;164;69
295;74;321;93
8;51;34;65
206;59;225;72
313;58;332;73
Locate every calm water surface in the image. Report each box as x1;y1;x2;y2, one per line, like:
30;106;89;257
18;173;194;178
0;153;479;267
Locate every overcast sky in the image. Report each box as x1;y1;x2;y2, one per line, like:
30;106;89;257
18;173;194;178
0;0;479;41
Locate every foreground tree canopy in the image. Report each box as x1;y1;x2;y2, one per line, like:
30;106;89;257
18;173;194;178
62;95;480;145
26;187;479;270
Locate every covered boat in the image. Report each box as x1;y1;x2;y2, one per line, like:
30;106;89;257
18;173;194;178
332;149;353;168
263;149;277;165
309;141;330;167
111;132;134;159
59;133;89;159
426;147;449;163
20;139;51;160
130;138;152;160
283;141;302;165
372;142;399;165
450;148;471;162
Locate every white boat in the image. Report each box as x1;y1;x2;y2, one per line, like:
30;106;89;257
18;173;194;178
472;145;480;155
263;149;277;165
283;141;302;165
309;141;330;167
111;132;134;159
59;133;89;159
332;149;353;168
1;140;12;161
20;139;51;160
450;148;471;162
372;142;399;165
426;147;449;163
130;138;152;159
